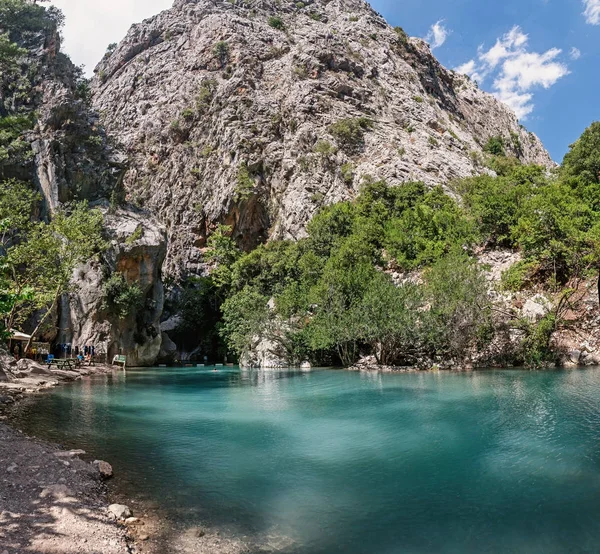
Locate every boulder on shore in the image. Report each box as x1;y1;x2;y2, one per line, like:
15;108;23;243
94;460;114;479
108;504;132;520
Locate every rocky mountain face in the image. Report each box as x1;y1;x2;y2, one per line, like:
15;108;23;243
67;206;166;366
92;0;552;281
1;9;166;365
7;22;120;210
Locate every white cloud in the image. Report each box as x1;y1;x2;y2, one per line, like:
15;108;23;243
479;26;528;69
50;0;174;75
455;59;484;83
570;47;582;60
425;20;450;49
455;26;569;120
583;0;600;24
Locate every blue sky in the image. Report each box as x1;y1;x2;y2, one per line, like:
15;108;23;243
370;0;600;161
52;0;599;162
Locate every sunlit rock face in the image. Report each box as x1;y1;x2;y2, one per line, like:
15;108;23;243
6;16;168;366
92;0;552;281
68;206;167;367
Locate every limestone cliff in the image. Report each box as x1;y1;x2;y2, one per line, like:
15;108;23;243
68;206;166;366
92;0;553;280
0;5;165;364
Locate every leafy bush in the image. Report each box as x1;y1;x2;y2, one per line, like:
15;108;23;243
313;140;337;157
212;41;230;67
125;225;143;245
234;164;255;202
383;187;477;270
484;136;505;156
221;287;269;356
394;26;409;45
196;79;217;114
0;114;34;172
0;0;64;40
422;253;493;360
501;259;539;292
341;163;354;184
101;273;144;319
328;117;373;150
268;16;285;30
517;314;557;368
562;121;600;185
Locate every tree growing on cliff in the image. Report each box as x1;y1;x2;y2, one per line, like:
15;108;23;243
2;200;106;349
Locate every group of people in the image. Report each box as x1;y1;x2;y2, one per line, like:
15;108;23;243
53;343;97;363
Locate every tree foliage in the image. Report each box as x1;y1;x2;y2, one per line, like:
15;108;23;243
0;186;106;346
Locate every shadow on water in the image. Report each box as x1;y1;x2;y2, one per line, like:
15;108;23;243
9;366;600;554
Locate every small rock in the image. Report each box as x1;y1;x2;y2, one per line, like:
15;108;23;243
522;295;550;322
108;503;132;519
7;463;17;473
93;459;113;479
54;449;86;459
40;484;73;499
125;517;140;524
139;534;149;541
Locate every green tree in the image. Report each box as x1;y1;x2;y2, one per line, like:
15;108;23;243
422;253;493;361
455;165;545;246
384;187;476;269
511;182;597;286
484;136;505;156
205;224;242;291
268;16;285;30
101;273;144;319
328;117;373;150
358;273;423;365
212;41;230;68
220;287;269;357
4;202;106;349
562;121;600;185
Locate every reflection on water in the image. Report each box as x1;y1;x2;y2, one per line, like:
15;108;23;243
10;367;600;554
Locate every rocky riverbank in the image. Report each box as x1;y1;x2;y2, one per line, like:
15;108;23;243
0;352;260;553
0;418;255;554
0;422;132;554
0;352;135;553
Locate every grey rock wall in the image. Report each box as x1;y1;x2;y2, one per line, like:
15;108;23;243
92;0;553;280
68;207;167;366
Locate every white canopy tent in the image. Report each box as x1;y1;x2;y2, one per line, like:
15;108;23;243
10;329;32;341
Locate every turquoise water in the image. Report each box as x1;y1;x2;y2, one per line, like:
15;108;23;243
10;367;600;553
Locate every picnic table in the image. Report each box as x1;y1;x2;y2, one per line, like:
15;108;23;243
47;358;80;371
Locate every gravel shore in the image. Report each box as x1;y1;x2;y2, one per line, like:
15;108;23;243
0;355;258;554
0;422;131;554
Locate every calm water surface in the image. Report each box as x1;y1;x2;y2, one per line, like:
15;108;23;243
10;367;600;553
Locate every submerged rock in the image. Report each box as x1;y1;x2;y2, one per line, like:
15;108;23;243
54;449;86;459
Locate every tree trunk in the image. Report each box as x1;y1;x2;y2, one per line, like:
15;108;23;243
24;287;60;353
